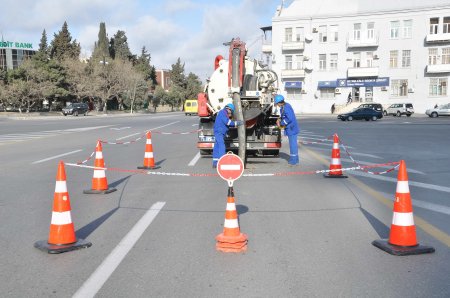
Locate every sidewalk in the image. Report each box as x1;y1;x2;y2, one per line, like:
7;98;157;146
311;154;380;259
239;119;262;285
0;110;182;120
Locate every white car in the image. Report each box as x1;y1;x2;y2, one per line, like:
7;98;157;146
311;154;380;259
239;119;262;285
383;103;414;117
425;104;450;117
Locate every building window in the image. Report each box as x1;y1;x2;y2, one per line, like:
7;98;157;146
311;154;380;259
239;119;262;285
330;53;338;70
320;88;335;99
429;78;447;96
390;50;398;68
391;79;408;96
428;48;438;65
442;48;450;64
285;28;293;42
367;22;375;39
403;20;412;38
366;52;373;67
390;21;400;39
353;23;361;40
430;18;439;34
295;55;304;69
402;50;411;68
319;25;327;42
0;49;6;70
296;27;304;41
286;89;301;100
319;54;326;70
353;52;361;68
329;25;338;42
285;55;292;70
444;17;450;33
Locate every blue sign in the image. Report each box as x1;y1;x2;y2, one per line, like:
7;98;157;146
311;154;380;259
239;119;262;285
318;81;337;88
337;77;390;87
284;81;302;89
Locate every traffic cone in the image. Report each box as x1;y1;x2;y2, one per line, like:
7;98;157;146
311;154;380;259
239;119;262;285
83;140;117;194
34;161;91;254
372;160;435;256
216;187;248;253
138;131;160;170
324;133;347;178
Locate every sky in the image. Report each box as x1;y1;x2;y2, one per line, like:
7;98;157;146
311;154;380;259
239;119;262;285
1;0;292;82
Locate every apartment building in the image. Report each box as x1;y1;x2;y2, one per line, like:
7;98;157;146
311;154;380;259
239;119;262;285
265;0;450;113
0;39;35;70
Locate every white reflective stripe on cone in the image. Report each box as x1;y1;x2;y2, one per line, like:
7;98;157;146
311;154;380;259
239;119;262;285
226;203;236;211
95;152;103;159
224;218;239;228
396;180;410;194
54;180;68;193
333;143;339;149
392;212;414;226
51;211;72;225
93;170;106;178
144;152;154;158
146;139;152;144
331;158;341;165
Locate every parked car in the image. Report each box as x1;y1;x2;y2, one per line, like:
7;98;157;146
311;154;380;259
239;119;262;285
357;103;383;112
425;103;450;117
383;103;414;117
62;103;89;116
338;107;383;121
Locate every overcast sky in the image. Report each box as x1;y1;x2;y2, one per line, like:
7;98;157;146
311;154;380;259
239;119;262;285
1;0;290;81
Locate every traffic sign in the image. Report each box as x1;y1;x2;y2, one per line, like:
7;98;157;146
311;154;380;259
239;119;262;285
217;152;244;185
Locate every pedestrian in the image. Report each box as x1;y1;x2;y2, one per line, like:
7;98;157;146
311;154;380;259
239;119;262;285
275;94;299;166
347;92;352;104
331;103;335;114
434;103;438;108
212;103;244;168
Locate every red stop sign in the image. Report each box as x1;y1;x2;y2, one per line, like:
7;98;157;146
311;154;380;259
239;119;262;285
217;153;244;183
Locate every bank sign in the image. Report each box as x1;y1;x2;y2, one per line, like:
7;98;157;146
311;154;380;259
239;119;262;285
337;77;389;87
0;41;33;49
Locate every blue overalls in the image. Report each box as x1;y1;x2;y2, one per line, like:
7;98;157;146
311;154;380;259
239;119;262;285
280;102;300;165
212;108;238;167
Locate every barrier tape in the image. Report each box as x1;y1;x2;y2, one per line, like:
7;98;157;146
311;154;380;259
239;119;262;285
75;151;96;165
64;161;398;178
100;129;202;145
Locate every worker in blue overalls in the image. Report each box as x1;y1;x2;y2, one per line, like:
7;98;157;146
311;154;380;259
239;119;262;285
212;103;243;168
275;94;299;166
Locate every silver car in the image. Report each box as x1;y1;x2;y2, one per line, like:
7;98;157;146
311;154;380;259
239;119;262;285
426;103;450;117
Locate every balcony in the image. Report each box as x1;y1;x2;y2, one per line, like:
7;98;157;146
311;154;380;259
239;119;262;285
426;33;450;43
281;41;305;51
347;33;379;48
262;42;272;53
426;63;450;73
281;68;306;78
347;67;379;78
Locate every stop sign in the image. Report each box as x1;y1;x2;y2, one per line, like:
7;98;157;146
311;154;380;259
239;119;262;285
217;153;244;184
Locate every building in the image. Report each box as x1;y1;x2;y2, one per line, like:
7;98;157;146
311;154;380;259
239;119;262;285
0;39;36;70
155;69;172;91
265;0;450;113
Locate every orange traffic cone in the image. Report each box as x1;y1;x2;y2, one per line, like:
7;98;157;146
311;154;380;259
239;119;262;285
34;161;91;254
83;140;117;194
138;131;159;170
216;187;248;253
372;160;435;256
324;133;347;178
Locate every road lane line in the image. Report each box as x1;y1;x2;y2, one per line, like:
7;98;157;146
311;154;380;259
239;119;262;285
73;201;166;298
379;192;450;215
32;150;83;164
339;158;425;175
116;121;180;140
307;146;382;159
304;147;450;248
188;152;201;166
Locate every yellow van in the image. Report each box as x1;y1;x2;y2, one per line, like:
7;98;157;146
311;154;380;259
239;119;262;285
184;99;198;116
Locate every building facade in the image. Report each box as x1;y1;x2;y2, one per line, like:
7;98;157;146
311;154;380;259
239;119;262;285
266;0;450;113
155;69;172;91
0;40;35;70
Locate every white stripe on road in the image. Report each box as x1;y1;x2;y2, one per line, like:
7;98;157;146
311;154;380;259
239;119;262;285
339;158;425;174
188;152;201;166
32;150;83;164
116;121;180;140
73;201;166;298
380;192;450;215
309;147;382;159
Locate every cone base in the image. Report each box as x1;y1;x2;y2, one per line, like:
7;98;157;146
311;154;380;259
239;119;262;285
324;173;347;178
83;188;117;194
216;242;248;253
216;233;248;244
137;166;160;170
372;239;435;256
34;238;92;254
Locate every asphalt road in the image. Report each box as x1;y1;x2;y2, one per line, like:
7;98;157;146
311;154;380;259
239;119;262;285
0;112;449;297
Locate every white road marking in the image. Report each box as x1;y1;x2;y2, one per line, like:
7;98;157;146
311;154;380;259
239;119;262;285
339;158;425;175
307;146;381;159
350;171;450;193
73;201;166;298
188;152;201;166
116;121;180;141
32;149;83;164
192;123;198;127
380;192;450;215
110;127;131;130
